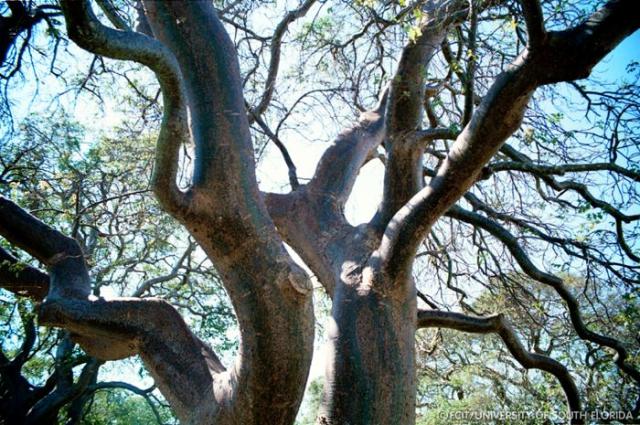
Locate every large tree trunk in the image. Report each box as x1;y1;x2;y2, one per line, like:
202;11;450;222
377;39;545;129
319;274;417;425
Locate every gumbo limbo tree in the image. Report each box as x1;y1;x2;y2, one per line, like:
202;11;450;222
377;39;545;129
1;117;227;424
1;0;639;423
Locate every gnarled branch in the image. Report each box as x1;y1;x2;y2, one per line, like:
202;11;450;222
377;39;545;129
374;0;640;278
61;0;188;213
417;308;582;422
446;205;640;389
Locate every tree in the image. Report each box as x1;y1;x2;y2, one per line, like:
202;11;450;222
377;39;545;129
1;113;234;424
0;0;638;424
415;276;639;423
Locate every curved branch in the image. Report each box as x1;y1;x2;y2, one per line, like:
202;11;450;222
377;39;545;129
307;90;388;211
417;309;582;422
0;1;49;70
374;0;640;278
498;143;640;263
0;195;90;298
488;159;640;183
0;246;49;299
250;109;300;190
60;4;316;424
250;0;317;119
87;381;162;424
60;0;188;213
0;195;227;423
616;219;640;263
499;144;640;224
38;296;225;423
452;186;638;284
446;205;640;388
376;0;467;227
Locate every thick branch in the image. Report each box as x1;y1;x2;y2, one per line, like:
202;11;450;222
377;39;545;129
519;0;545;48
417;309;582;421
411;127;459;144
535;0;640;85
0;195;89;298
132;4;316;423
38;297;225;423
0;246;49;299
307;91;388;211
0;198;233;423
61;0;188;213
268;189;365;297
141;0;252;191
376;1;464;226
264;92;391;296
375;0;640;278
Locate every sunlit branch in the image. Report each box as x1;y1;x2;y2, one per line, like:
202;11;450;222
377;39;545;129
376;0;469;228
375;0;640;279
307;89;388;210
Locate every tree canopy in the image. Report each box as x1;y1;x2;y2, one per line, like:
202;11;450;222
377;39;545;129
0;0;638;424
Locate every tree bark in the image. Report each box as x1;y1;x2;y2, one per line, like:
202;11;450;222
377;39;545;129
318;272;417;425
2;0;639;424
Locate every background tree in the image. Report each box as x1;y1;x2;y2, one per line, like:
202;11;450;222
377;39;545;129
415;277;639;423
0;0;638;424
1;111;236;424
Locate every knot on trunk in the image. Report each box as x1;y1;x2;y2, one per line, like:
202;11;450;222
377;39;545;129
284;262;312;295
